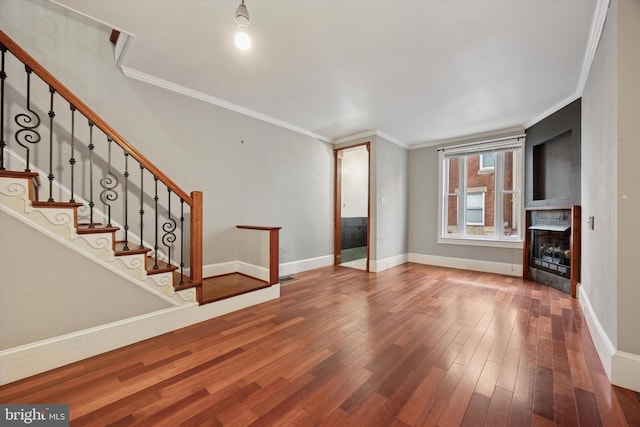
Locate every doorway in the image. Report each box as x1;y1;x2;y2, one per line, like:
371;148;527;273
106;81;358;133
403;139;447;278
334;143;370;271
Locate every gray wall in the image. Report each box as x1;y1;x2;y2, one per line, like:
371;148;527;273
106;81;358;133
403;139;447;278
408;145;523;265
581;0;619;349
616;0;640;356
0;0;335;267
374;136;408;260
582;0;640;356
0;211;171;349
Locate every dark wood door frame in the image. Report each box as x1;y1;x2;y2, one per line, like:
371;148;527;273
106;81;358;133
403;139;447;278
334;142;371;271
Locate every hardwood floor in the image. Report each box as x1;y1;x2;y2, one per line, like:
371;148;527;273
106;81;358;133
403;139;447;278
1;263;638;426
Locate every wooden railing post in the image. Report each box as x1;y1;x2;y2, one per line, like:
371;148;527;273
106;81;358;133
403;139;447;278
190;191;203;287
268;228;280;285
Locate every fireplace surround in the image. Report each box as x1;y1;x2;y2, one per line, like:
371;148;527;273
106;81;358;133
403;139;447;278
524;207;580;296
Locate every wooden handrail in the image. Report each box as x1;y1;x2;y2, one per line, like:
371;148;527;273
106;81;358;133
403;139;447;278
0;30;193;206
1;29;203;288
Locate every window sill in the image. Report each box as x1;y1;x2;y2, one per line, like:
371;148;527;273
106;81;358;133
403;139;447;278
438;237;524;249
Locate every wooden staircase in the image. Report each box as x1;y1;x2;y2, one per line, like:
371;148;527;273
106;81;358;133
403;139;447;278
0;29;203;304
0;170;198;305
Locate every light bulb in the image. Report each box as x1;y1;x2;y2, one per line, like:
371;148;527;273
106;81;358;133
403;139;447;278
235;27;251;50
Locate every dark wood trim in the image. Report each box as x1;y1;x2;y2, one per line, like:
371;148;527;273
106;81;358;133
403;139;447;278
333;150;343;265
366;143;371;272
190;191;203;287
333;142;370;271
523;210;531;279
0;30;193;206
571;205;581;298
109;30;120;45
236;225;282;231
0;171;39;179
269;228;279;285
235;225;281;285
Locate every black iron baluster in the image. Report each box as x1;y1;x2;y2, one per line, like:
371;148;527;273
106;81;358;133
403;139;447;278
15;65;41;172
0;43;6;171
100;137;118;227
153;176;159;269
123;152;130;250
139;164;144;249
163;188;177;268
47;86;55;202
88;120;95;228
180;198;185;285
69;105;76;202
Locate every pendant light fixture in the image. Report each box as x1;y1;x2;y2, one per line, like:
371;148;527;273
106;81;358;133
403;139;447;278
234;0;251;50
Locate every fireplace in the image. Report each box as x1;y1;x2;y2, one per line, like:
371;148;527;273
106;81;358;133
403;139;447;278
524;206;580;296
524;99;581;297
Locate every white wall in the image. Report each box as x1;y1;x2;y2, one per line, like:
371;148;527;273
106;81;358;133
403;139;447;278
0;211;171;349
581;0;640;391
0;0;335;268
341;147;368;218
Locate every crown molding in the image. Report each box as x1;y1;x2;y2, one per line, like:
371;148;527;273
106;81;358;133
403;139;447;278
120;66;333;143
525;0;609;129
333;129;408;149
576;0;610;96
410;126;525;150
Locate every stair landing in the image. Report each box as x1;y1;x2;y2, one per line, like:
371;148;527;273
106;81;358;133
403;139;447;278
201;273;273;304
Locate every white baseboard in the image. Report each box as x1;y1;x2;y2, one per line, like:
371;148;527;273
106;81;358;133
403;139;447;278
579;285;640;392
202;261;269;282
577;284;615;377
612;351;640;393
279;255;333;277
369;254;408;272
0;285;279;386
408;253;523;277
202;261;238;278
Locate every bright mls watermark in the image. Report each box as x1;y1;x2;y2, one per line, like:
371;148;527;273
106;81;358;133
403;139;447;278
1;405;69;426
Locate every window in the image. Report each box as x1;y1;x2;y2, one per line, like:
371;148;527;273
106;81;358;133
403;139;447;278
466;192;485;226
479;153;495;171
439;137;524;245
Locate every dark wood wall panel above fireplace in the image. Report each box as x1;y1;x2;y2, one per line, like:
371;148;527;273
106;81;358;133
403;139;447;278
525;98;581;208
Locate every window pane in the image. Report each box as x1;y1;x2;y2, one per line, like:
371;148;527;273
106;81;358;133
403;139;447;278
466;193;484;226
503;150;515;191
502;193;519;237
481;153;495;169
447;157;459;194
446;195;458;235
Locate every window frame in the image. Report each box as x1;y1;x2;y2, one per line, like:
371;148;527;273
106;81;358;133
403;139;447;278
437;137;525;248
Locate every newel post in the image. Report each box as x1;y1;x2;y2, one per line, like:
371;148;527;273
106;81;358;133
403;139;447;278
190;191;203;286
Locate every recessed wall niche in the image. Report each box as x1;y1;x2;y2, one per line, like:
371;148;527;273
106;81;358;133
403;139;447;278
525;99;581;208
532;130;573;201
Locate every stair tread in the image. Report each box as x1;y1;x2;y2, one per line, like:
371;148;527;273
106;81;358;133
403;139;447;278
77;224;119;234
172;271;201;290
32;201;83;208
146;256;179;275
113;241;151;256
0;170;39;179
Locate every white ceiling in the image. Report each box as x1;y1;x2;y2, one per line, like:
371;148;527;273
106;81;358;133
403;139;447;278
51;0;605;147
